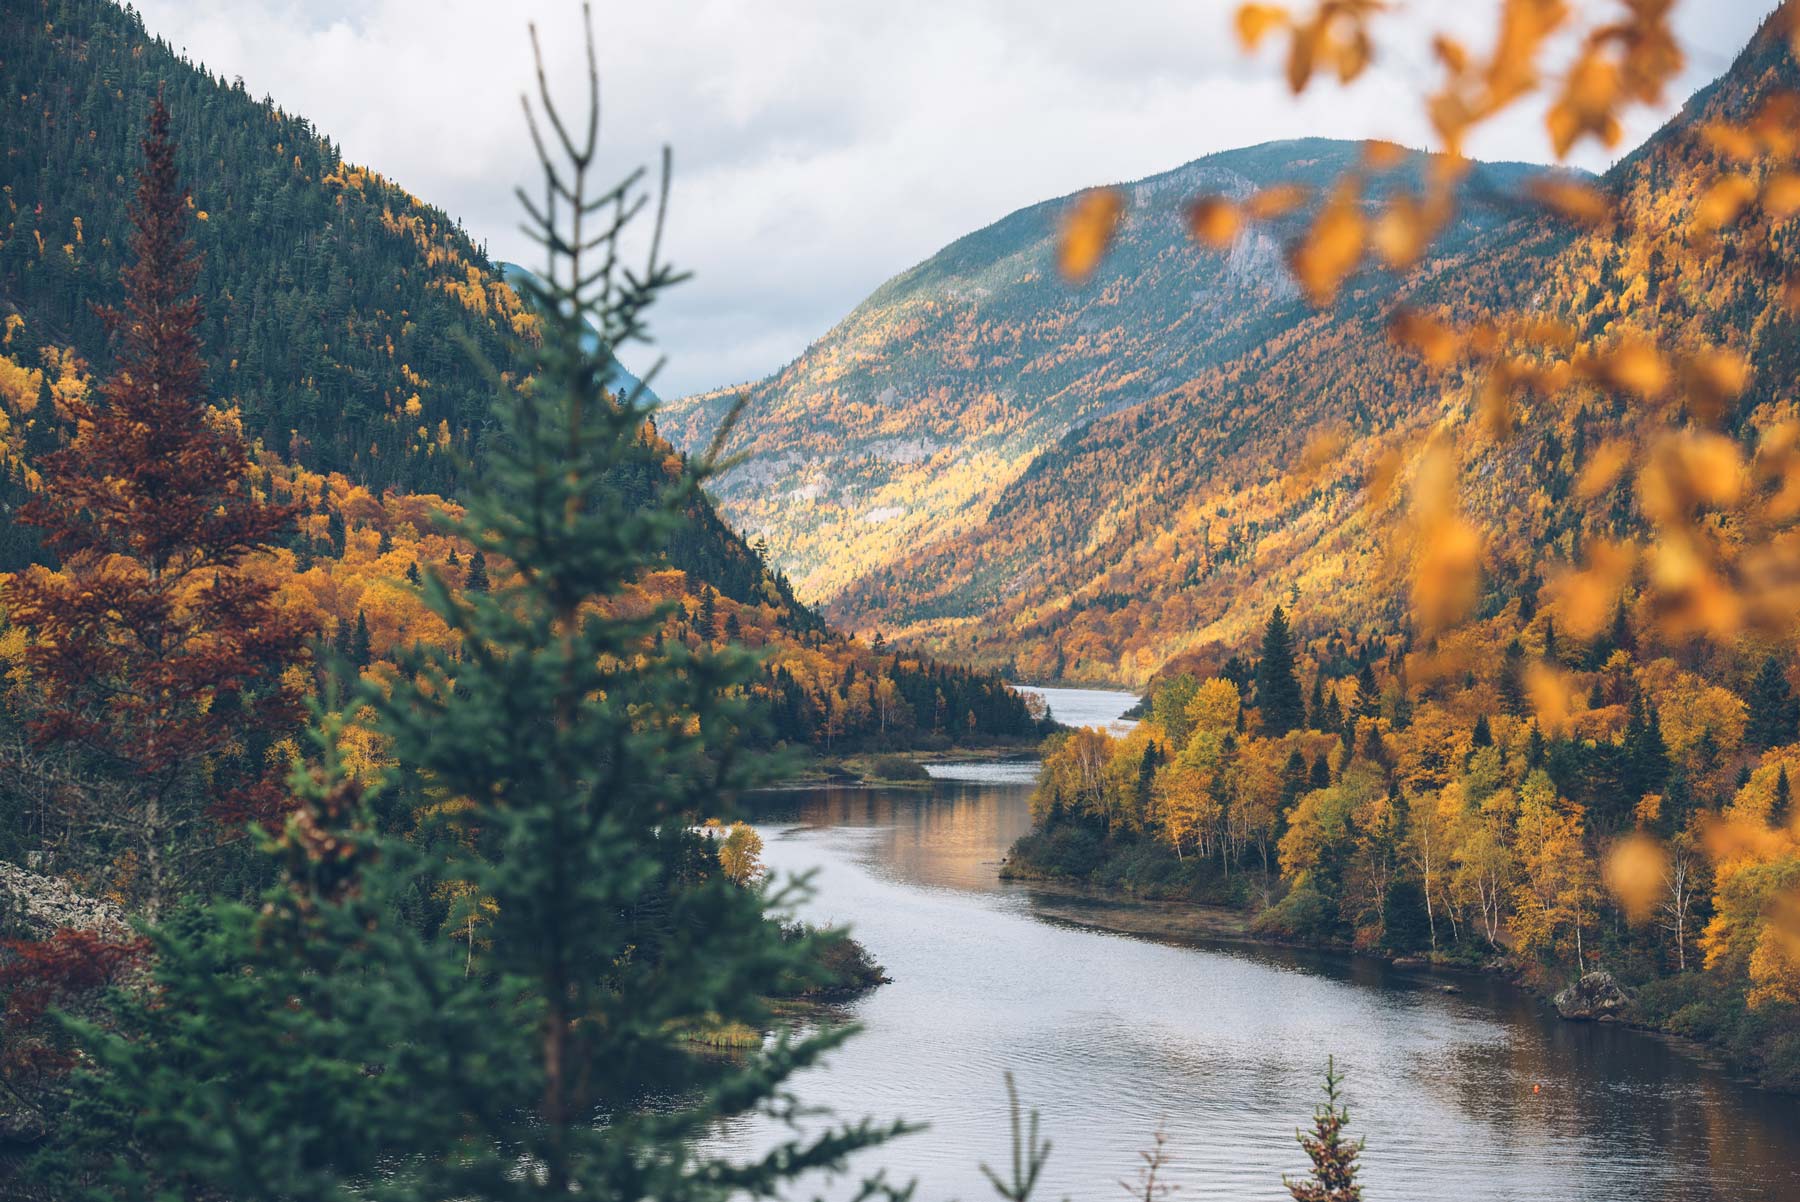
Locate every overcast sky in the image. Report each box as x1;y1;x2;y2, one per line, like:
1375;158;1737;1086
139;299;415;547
136;0;1779;398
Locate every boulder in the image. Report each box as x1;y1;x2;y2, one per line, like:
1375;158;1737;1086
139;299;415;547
1554;970;1634;1021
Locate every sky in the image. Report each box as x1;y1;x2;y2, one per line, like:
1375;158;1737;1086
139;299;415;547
135;0;1781;399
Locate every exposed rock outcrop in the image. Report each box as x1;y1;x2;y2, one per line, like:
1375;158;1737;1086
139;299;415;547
1554;971;1635;1022
0;861;131;942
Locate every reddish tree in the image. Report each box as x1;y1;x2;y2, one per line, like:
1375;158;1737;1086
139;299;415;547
0;926;145;1130
5;95;311;919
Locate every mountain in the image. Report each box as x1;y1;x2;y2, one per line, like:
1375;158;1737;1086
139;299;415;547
497;262;661;407
660;140;1564;606
0;0;1044;749
672;18;1800;687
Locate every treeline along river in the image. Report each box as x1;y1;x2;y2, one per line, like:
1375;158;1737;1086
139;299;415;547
715;689;1800;1201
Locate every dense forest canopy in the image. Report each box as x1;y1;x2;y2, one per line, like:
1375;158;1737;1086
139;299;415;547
0;0;1043;757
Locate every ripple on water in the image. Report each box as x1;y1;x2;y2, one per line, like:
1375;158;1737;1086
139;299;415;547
924;761;1040;786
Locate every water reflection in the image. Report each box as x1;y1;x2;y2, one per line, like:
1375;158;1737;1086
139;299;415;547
1010;684;1141;734
724;776;1800;1202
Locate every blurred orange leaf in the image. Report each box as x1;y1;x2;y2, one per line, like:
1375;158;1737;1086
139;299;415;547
1187;196;1241;249
1528;176;1613;225
1057;189;1124;284
1247;184;1311;220
1576;439;1632;499
1289;183;1366;306
1236;3;1289;50
1388;308;1462;367
1604;834;1668;925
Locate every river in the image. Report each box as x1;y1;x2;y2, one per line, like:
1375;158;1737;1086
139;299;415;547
717;688;1800;1201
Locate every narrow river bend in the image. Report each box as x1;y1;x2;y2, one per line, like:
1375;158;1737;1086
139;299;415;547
717;688;1800;1201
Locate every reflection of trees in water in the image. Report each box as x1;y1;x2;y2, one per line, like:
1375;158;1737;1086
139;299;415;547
752;783;1800;1200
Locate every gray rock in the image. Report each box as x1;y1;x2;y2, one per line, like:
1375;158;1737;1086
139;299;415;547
1554;970;1635;1021
0;861;131;942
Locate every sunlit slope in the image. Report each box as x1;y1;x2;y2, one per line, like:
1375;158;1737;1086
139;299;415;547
661;140;1553;604
826;20;1800;685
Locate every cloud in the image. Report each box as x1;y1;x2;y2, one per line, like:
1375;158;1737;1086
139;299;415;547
137;0;1780;397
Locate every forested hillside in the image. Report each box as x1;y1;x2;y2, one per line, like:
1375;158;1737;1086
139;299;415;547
817;13;1800;689
990;4;1800;1092
660;140;1560;603
0;0;1043;754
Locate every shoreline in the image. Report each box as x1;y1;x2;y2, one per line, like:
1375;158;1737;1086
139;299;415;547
998;862;1786;1093
765;741;1045;790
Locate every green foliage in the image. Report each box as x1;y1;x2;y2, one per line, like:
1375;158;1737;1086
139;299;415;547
35;18;906;1199
1257;607;1304;737
1285;1057;1364;1202
1380;880;1432;954
1252;883;1338;943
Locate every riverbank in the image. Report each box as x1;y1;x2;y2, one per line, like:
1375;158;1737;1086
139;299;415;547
771;740;1045;789
1002;839;1800;1093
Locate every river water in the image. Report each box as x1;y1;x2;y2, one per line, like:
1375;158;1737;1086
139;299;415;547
717;689;1800;1201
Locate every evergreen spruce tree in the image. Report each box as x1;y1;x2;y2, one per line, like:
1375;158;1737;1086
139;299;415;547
1354;663;1380;719
1775;766;1792;829
1285;1057;1364;1202
464;548;490;592
1321;688;1344;736
1280;748;1309;831
351;609;373;668
1471;713;1493;748
1498;638;1527;715
1257;606;1304;736
41;28;902;1200
1747;656;1800;750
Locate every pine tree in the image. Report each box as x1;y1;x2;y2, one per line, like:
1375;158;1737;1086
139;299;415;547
1354;663;1380;718
464;548;490;592
1285;1057;1364;1202
1471;713;1493;748
1257;606;1304;736
1498;638;1527;715
1746;656;1800;750
42;29;900;1200
351;610;372;668
4;95;308;919
1321;688;1344;736
1280;748;1309;830
1775;766;1792;829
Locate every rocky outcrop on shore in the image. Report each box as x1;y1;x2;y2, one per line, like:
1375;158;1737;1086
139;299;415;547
1554;971;1635;1022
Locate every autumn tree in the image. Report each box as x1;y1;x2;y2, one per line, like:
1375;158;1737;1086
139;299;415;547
5;95;308;919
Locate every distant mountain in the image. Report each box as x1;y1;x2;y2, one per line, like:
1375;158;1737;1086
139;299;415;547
497;263;661;407
660;140;1566;606
810;15;1800;684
